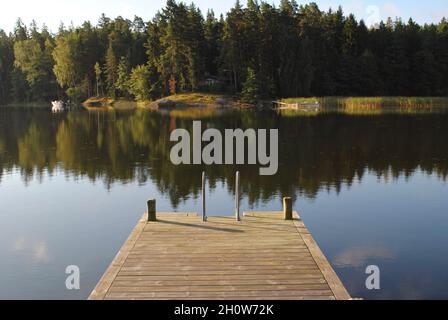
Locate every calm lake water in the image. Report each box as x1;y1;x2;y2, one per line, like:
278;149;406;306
0;106;447;300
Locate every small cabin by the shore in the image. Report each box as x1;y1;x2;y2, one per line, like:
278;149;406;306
198;77;224;91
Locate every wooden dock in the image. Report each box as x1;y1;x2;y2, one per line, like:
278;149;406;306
89;207;350;300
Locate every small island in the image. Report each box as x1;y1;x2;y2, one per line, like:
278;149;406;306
82;92;245;110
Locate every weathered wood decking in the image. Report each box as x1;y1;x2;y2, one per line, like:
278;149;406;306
89;211;350;300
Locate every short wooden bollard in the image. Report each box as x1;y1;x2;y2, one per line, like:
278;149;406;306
147;199;157;221
283;197;292;220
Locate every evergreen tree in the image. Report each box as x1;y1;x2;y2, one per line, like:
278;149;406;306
158;0;190;93
105;42;118;96
204;10;222;77
116;56;131;97
241;67;260;103
13;19;28;42
0;30;14;104
185;4;206;90
220;0;245;92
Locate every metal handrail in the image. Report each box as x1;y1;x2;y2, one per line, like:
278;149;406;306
202;171;207;222
235;171;241;222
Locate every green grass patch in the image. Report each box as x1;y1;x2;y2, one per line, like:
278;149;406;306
281;97;448;109
156;92;229;105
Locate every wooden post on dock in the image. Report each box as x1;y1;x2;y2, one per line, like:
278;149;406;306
235;171;241;222
147;199;156;221
202;172;207;222
283;197;292;220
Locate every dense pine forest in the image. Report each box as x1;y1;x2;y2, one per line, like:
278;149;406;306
0;0;447;105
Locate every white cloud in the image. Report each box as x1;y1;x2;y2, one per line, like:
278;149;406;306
12;237;26;252
338;0;365;17
10;237;51;263
33;242;50;263
333;246;394;268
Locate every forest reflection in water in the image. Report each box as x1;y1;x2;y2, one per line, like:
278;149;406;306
1;107;448;208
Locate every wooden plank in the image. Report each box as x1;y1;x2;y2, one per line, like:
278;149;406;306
123;259;317;264
115;273;326;281
120;265;322;272
111;278;328;287
123;255;315;262
108;285;332;293
118;270;325;277
124;255;314;262
104;290;335;299
127;248;310;254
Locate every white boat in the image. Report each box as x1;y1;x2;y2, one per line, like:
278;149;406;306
51;100;65;112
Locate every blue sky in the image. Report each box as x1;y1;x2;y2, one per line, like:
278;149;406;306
1;0;447;33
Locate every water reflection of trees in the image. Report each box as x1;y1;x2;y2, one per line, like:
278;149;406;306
1;108;447;206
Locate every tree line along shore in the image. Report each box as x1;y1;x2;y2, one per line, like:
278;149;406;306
0;0;448;108
80;95;448;111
